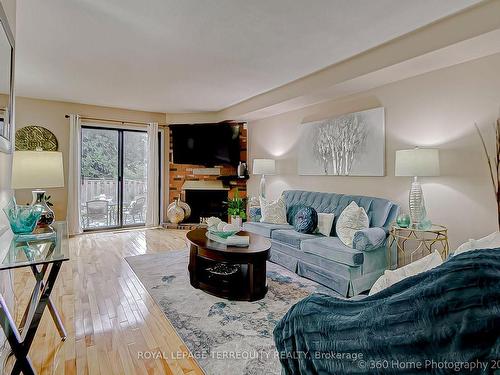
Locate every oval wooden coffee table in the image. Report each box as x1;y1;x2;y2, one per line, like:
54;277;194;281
186;228;271;301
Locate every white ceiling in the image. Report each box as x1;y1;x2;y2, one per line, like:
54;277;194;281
15;0;480;113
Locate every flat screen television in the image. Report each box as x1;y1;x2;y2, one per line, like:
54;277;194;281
170;123;240;166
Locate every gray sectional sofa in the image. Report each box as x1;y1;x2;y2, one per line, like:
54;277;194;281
243;190;399;297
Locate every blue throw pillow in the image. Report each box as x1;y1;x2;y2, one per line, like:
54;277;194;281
287;204;307;225
293;206;318;234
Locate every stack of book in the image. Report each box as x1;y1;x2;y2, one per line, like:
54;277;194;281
226;235;250;246
207;232;250;247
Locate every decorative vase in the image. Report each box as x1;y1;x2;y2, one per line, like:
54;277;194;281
167;199;191;222
230;215;242;228
167;199;185;224
396;213;411;228
417;218;432;230
31;190;55;227
2;198;43;234
177;200;191;220
237;162;247;177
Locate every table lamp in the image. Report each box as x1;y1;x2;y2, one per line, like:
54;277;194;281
395;147;439;229
252;158;276;199
12;150;64;228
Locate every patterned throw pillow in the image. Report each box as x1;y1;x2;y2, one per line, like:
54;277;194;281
248;206;262;222
293;206;318;234
259;196;288;224
336;201;369;247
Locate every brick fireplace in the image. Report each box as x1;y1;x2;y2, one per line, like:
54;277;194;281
167;122;248;224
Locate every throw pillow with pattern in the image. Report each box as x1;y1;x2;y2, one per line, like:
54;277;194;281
260;196;288;224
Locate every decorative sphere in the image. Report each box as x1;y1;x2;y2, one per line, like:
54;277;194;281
396;213;411;228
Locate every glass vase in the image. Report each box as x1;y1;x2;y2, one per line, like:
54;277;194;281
2;198;43;234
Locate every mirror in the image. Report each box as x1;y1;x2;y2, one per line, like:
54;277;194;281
0;3;14;154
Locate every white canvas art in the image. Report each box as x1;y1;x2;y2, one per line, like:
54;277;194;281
298;107;385;176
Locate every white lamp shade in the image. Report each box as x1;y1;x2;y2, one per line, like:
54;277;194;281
252;158;276;175
395;148;440;177
12;151;65;189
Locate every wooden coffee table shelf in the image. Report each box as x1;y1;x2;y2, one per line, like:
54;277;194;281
186;228;271;301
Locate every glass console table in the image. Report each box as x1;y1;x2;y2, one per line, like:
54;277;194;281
0;222;69;375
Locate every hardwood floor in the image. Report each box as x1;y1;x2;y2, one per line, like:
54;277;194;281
5;228;204;375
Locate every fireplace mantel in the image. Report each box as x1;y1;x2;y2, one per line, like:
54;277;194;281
181;180;229;191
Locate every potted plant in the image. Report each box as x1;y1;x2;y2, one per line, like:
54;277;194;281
224;188;247;228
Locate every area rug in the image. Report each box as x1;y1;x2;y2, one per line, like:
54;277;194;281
125;250;340;375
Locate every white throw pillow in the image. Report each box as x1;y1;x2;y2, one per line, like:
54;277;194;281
452;231;500;256
315;213;335;236
336;201;369;247
259;196;288;224
369;250;443;296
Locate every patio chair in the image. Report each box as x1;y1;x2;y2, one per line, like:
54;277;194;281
85;199;110;227
124;196;146;224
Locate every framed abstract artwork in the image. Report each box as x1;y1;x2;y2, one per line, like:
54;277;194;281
298;107;385;176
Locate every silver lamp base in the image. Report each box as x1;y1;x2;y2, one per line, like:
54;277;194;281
259;175;266;199
31;190;55;228
408;177;431;229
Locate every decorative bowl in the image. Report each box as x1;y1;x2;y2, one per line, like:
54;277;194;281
2;198;43;234
208;229;239;239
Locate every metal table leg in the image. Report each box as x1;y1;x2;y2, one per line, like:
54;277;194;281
29;264;66;339
0;261;63;375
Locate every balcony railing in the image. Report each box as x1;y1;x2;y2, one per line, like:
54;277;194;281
80;178;147;228
81;178;146;204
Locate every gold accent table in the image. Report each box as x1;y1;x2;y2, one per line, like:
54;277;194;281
388;224;449;269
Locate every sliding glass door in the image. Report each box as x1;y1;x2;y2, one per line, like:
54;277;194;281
122;131;148;225
80;126;149;230
81;127;119;230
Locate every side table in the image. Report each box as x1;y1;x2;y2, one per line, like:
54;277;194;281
0;222;69;375
387;224;449;269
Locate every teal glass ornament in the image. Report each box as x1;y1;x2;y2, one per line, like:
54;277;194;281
417;218;433;230
396;213;411;228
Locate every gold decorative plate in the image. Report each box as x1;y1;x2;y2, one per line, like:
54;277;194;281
15;125;58;151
